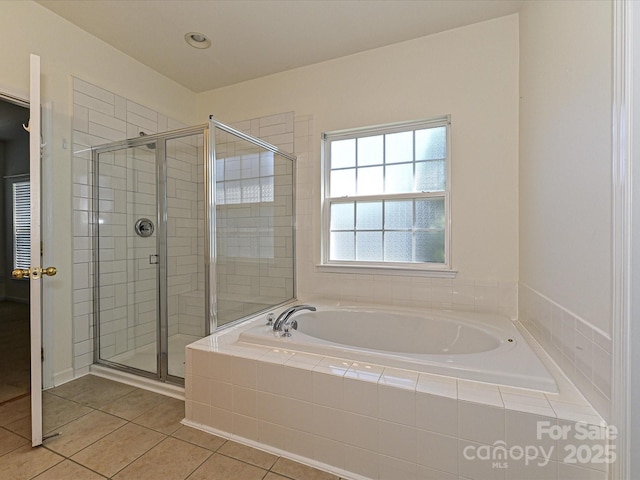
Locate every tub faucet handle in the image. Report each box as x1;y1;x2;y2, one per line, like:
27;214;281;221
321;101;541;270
266;313;275;326
282;319;298;337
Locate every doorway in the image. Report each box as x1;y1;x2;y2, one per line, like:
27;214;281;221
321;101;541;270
0;97;31;405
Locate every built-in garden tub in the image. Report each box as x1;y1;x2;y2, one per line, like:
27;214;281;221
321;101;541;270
184;302;608;480
239;306;557;393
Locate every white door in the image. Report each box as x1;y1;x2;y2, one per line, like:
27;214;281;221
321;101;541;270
28;53;43;447
20;54;56;447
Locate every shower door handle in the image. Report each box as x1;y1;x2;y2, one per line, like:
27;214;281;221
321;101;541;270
149;254;159;265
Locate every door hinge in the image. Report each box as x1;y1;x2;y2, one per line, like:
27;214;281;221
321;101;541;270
41;347;44;362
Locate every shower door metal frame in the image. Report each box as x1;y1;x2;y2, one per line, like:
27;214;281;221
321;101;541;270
92;124;209;385
208;116;298;332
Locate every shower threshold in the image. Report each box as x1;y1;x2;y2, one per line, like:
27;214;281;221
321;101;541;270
103;333;201;380
90;364;185;400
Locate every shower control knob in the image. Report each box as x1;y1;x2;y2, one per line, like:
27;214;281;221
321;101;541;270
135;218;155;237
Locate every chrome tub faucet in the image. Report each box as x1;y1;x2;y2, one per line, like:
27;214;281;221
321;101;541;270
273;304;316;336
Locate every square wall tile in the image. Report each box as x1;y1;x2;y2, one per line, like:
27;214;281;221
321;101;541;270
416;392;457;437
379;384;415;426
378;420;417;463
343;444;379;480
232;357;257;389
379;455;418;480
344;377;378;417
458;440;506;480
416;430;458;474
458;401;505;445
505;411;558;461
232;385;257;418
342;412;378;452
312;371;343;409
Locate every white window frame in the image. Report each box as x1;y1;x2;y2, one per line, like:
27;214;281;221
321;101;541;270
320;116;455;277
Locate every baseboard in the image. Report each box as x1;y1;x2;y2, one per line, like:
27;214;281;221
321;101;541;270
52;368;75;387
181;419;370;480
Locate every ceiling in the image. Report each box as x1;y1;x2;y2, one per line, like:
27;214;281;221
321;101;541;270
37;0;525;93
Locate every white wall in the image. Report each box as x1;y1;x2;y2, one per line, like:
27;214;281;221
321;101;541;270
518;0;613;420
519;1;612;333
0;0;198;382
197;15;520;313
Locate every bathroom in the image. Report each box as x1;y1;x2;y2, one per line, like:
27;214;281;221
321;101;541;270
0;1;636;479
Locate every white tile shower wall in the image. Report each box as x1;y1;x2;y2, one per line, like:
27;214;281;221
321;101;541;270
166;135;205;338
72;77;199;375
518;283;612;422
292;115;519;319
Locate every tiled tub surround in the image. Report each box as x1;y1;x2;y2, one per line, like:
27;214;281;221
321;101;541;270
519;284;612;423
184;305;609;480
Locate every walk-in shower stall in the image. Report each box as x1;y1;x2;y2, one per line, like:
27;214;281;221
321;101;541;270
92;118;295;384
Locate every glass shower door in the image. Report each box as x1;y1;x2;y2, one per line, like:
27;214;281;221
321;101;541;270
165;132;207;379
95;142;159;376
212;122;295;328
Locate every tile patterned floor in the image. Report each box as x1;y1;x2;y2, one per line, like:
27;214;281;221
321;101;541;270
0;375;344;480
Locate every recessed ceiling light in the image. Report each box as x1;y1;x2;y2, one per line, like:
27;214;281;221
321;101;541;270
185;32;211;49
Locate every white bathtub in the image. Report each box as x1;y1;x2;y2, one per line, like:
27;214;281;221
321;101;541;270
238;305;558;393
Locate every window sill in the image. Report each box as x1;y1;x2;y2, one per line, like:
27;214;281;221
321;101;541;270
315;263;458;278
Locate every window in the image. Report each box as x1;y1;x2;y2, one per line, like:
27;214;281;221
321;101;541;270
215;150;274;205
322;117;451;272
13;180;30;271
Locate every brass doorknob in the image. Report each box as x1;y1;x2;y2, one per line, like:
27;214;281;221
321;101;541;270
11;266;57;279
12;268;30;279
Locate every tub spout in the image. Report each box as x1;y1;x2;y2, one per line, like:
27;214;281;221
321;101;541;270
273;304;316;336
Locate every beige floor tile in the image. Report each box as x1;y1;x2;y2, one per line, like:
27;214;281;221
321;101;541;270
264;473;291;480
70;423;164;477
113;436;212;480
218;440;278;470
0;386;28;404
98;388;168;420
271;457;339;480
46;375;100;400
43;392;93;434
32;459;107;479
0;396;31;427
48;375;136;409
188;452;268;480
44;410;127;457
0;444;64;480
171;425;226;452
132;396;184;434
4;413;31;439
0;427;29;456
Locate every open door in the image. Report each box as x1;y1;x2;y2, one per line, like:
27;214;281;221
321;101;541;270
29;53;43;447
9;54;57;446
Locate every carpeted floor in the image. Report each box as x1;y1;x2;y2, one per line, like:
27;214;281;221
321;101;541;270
0;301;30;404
